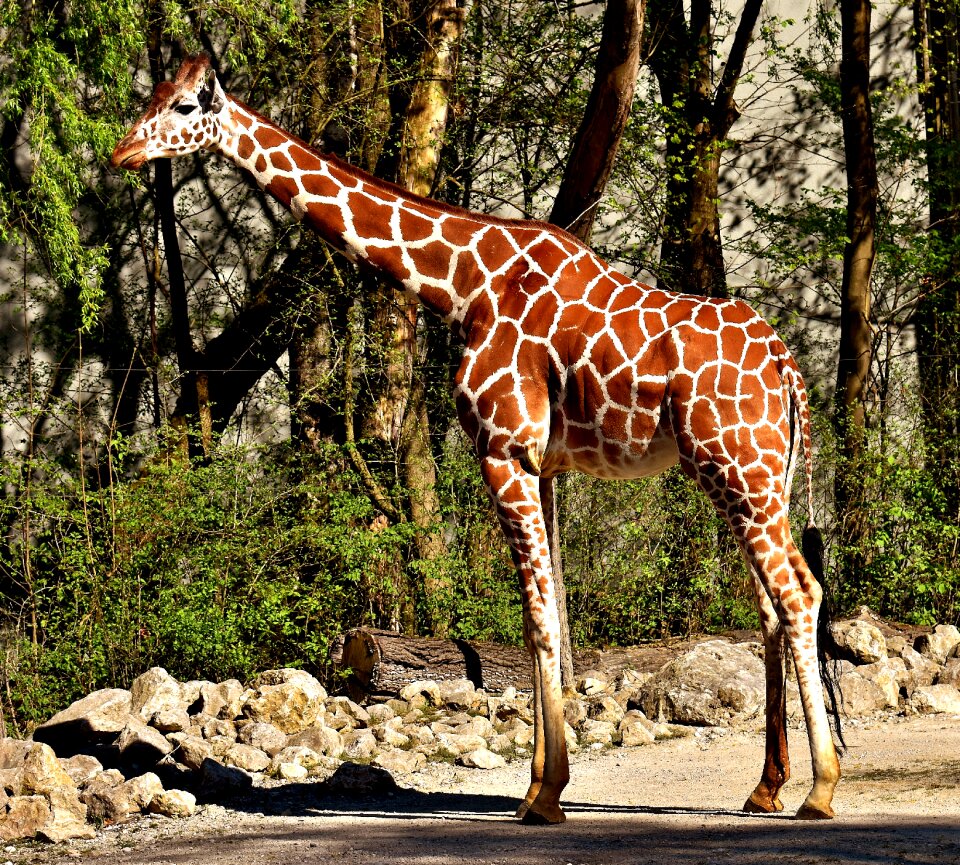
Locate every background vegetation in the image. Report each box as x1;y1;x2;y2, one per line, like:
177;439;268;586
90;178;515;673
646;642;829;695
1;0;958;734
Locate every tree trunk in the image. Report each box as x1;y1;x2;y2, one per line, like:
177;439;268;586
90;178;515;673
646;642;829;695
549;0;645;243
834;0;878;581
146;20;211;458
544;0;645;692
647;0;763;298
914;0;960;520
333;627;739;701
364;0;468;636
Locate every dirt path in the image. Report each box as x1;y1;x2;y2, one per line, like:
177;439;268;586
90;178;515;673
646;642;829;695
14;715;960;865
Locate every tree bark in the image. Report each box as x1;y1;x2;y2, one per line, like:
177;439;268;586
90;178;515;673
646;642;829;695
914;0;960;520
333;627;738;701
834;0;878;579
647;0;763;298
362;0;468;636
549;0;645;243
544;0;645;692
146;20;211;458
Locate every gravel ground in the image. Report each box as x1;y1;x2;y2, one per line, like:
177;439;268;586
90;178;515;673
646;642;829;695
6;713;959;865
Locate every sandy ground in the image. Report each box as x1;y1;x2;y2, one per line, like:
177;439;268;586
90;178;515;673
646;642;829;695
8;714;960;865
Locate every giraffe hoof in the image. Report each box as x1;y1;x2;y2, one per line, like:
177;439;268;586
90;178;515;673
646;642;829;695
520;801;566;825
743;794;782;814
795;801;835;820
515;800;532;820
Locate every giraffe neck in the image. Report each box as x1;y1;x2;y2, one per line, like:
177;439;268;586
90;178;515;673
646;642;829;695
215;95;490;328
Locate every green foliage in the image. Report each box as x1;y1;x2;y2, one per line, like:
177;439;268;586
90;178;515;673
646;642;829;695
560;469;756;646
0;443;395;732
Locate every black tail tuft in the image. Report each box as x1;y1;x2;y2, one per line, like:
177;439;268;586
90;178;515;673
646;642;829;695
803;525;846;753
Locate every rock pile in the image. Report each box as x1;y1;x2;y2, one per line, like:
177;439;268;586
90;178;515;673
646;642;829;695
2;614;958;844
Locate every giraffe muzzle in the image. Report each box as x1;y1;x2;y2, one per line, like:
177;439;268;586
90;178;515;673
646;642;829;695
110;136;148;171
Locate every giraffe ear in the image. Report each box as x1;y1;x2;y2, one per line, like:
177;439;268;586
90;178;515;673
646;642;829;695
200;68;225;114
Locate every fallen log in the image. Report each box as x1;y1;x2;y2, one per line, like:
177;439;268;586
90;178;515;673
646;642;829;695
331;628;741;702
333;629;532;702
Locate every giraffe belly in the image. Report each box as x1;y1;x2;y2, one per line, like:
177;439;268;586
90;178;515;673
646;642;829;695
543;422;680;480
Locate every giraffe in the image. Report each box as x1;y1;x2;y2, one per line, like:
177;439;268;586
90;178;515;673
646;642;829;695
112;54;841;823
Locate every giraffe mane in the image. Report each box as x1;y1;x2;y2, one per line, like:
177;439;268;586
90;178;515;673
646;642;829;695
230;97;592;252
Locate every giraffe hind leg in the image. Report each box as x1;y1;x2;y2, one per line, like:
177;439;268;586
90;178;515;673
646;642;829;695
743;572;790;814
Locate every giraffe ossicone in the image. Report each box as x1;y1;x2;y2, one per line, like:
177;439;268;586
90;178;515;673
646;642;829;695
113;53;841;823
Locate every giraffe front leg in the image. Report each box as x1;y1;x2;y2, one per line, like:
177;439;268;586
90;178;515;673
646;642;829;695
515;630;544;820
480;456;569;825
744;573;790;814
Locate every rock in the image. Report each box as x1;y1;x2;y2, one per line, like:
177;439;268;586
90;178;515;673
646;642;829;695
375;726;410;748
222;743;270;773
836;663;890;717
196;680;245;719
288;725;343;758
586;695;625;725
341;729;378;760
937;658;960;688
638;640;766;725
180;680;206;708
438;678;480;710
0;738;31;769
499;718;534;748
856;658;905;709
373;749;427;774
457;748;506;769
896;647;940;693
148;789;197;818
199;757;253;792
242;669;326;734
150;707;191;733
366;704;396;725
323;762;397;794
327;697;371;727
20;742;75;795
399;681;441;707
39;788;95;842
60;754;103;787
83;771;162;823
434;732;487;756
237;721;287;757
914;625;960;665
130;667;183;721
576;672;611;695
200;717;237;740
269;746;322;776
564;698;588;727
908;684;960;715
275;762;308;781
0;795;50;841
833;620;887;664
125;772;164;809
117;720;174;766
32;688;133;756
578;719;617;746
454;716;495;739
174;735;213;771
619;711;656;746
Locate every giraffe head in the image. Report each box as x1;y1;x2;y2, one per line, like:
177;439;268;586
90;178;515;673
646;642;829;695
111;54;226;171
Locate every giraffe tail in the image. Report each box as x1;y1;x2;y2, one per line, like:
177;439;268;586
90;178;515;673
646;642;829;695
787;366;846;751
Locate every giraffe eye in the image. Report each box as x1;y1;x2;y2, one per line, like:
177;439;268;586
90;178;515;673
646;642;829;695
174;103;197;116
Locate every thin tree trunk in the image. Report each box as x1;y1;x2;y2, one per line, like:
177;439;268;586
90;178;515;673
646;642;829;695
834;0;878;581
914;0;960;520
647;0;762;298
547;0;645;689
146;21;211;457
550;0;645;243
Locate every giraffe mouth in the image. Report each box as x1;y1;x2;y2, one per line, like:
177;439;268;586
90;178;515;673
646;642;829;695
110;138;148;171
